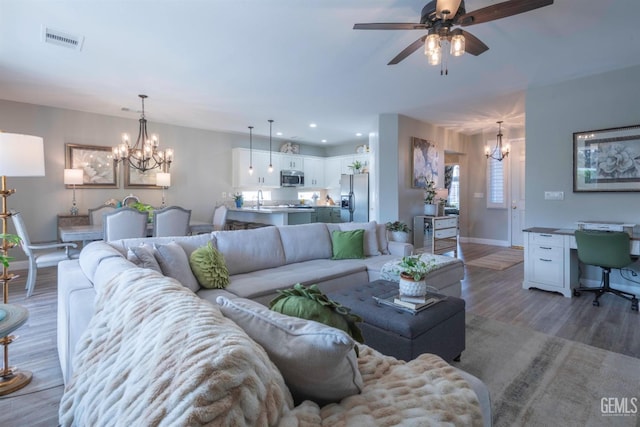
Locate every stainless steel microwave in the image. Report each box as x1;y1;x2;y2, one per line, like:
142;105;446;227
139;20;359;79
280;170;304;187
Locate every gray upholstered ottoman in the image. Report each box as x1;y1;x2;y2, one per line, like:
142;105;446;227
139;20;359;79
327;280;465;362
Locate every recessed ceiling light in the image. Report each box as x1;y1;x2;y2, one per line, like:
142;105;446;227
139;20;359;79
321;139;327;143
356;133;362;137
276;132;283;136
309;123;317;128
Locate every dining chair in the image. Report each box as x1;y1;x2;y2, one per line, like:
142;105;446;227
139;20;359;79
102;208;148;242
152;206;191;237
10;210;80;297
88;204;116;226
212;205;228;231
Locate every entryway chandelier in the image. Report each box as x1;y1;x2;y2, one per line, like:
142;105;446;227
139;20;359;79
485;121;509;162
113;95;173;172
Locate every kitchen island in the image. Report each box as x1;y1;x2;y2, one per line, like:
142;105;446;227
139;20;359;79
227;206;315;226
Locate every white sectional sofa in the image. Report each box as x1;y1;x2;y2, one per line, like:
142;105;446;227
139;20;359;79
57;221;486;426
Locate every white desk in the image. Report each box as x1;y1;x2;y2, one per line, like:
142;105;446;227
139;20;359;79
523;227;640;297
59;221;214;243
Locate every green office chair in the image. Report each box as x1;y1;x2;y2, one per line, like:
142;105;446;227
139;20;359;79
573;230;639;311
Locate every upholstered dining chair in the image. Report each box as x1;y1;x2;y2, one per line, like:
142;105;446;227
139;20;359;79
102;208;148;242
212;205;228;231
152;206;191;237
11;210;80;298
88;204;116;226
573;230;639;311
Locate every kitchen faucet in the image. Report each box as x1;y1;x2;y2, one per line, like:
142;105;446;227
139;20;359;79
257;189;263;208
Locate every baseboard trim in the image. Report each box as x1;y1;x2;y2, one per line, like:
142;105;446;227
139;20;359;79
459;236;510;247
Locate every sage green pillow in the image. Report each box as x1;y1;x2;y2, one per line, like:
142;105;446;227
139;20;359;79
331;229;365;260
189;242;229;289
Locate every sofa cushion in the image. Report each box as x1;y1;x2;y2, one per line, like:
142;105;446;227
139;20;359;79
328;221;381;257
127;244;162;273
79;241;127;284
331;229;365;260
213;227;286;275
224;258;367;300
189;242;229;289
376;223;390;255
112;233;214;258
216;296;363;405
153;242;200;292
277;223;332;264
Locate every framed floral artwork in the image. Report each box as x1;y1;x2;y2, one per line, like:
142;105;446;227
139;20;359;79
65;143;117;188
411;137;439;188
124;165;161;189
573;124;640;192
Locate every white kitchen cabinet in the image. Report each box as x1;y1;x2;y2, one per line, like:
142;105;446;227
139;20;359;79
324;157;342;189
279;154;304;170
232;148;279;188
304;156;324;187
340;154;370;174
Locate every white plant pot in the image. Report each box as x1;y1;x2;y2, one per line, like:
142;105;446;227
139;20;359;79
399;274;427;297
389;231;410;243
424;204;437;216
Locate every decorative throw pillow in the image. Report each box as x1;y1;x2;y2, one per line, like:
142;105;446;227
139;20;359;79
216;296;363;405
338;221;381;256
189;242;229;289
331;229;365;260
269;283;363;349
127;243;162;273
153;242;200;293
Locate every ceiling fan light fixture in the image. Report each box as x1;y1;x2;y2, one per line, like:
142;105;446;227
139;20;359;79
424;32;440;56
450;31;465;57
427;47;442;65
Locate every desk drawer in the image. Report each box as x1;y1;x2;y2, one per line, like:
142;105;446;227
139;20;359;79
531;244;563;259
530;232;563;246
435;227;458;239
434;217;458;229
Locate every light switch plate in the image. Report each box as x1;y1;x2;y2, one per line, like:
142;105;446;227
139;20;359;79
474;192;484;198
544;191;564;200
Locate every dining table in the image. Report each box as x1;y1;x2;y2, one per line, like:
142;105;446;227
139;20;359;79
59;220;215;245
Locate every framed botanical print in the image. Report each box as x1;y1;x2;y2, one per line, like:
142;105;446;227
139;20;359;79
573;124;640;192
65;143;117;188
124;165;161;189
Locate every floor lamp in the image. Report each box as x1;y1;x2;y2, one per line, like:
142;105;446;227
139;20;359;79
0;132;45;395
63;169;83;215
156;172;171;207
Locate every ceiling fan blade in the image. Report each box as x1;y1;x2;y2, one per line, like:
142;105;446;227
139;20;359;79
388;35;427;65
436;0;462;19
354;23;428;30
460;30;489;56
455;0;553;26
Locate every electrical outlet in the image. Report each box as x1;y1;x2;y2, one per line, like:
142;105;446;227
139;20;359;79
544;191;564;200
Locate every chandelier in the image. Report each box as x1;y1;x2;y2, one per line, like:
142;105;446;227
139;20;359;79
485;121;510;162
113;95;173;172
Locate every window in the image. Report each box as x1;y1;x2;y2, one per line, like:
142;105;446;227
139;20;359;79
241;190;271;202
448;165;460;207
487;157;507;209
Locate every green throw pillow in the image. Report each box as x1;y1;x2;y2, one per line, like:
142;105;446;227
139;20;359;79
269;283;364;355
331;229;365;260
189;242;229;289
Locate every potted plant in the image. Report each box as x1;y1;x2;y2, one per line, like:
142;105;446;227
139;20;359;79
385;221;411;243
396;255;435;297
233;192;243;208
131;201;155;223
423;180;437;216
348;160;363;174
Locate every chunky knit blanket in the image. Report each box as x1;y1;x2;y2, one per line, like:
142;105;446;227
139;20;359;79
60;268;482;426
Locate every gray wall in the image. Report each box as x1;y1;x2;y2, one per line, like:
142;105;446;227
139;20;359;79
525;64;640;228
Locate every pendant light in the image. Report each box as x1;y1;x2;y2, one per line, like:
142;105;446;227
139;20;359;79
248;126;254;175
268;119;274;173
485;121;510;161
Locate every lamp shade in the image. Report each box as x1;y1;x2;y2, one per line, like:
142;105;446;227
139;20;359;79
63;169;84;185
156;172;171;187
0;133;45;176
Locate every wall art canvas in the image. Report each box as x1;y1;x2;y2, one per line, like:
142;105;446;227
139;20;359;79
125;165;161;189
411;137;439;188
573;124;640;192
65;143;117;188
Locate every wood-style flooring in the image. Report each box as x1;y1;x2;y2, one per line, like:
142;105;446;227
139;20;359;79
0;242;637;426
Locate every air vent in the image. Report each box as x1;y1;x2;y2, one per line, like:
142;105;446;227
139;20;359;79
41;26;84;51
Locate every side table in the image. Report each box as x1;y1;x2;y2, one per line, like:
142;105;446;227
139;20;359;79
0;304;32;395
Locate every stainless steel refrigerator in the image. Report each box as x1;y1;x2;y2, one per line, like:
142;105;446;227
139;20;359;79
340;173;369;222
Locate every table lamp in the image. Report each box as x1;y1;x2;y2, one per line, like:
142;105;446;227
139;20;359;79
156;172;171;207
0;132;45;395
63;169;84;216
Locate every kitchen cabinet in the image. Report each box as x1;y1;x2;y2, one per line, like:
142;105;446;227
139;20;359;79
340;154;370;174
324;157;342;189
279;154;303;170
315;207;342;223
232;148;279;187
304;156;324;187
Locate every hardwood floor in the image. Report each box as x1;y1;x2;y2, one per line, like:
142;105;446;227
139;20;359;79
0;242;637;426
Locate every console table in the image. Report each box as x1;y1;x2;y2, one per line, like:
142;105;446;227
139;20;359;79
57;214;89;241
413;215;458;256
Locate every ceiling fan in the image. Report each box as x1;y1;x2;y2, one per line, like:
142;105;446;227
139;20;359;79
354;0;554;74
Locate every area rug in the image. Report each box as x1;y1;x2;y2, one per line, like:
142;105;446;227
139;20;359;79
465;248;523;270
454;314;640;427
